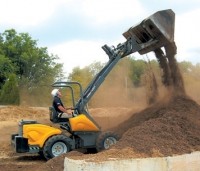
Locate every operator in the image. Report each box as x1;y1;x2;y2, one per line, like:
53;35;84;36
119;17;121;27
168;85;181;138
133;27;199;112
51;89;73;118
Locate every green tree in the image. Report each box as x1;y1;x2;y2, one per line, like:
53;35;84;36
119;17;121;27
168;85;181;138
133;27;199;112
66;62;104;107
129;58;147;86
0;29;64;105
66;66;93;104
0;33;4;54
68;62;104;84
0;74;20;105
0;55;15;88
2;29;63;85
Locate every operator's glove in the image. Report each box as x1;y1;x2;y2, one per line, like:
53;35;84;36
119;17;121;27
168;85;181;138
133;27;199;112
62;113;73;118
66;108;73;115
72;113;78;117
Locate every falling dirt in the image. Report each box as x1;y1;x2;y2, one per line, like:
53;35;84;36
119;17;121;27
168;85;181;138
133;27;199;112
154;42;186;96
143;61;158;105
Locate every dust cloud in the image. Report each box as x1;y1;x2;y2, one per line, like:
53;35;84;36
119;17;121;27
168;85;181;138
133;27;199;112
91;58;147;108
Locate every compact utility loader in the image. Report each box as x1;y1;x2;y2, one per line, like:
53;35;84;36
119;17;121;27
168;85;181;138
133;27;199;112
11;9;176;160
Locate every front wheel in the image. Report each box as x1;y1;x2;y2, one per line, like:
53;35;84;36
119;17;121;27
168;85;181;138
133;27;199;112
96;131;119;152
43;134;71;160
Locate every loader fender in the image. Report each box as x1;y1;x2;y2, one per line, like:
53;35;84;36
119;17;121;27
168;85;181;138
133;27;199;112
23;124;62;148
69;114;100;131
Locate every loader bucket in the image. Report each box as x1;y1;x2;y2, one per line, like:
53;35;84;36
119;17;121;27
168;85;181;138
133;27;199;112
123;9;175;55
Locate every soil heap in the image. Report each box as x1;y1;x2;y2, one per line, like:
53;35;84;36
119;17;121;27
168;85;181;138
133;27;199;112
113;95;200;157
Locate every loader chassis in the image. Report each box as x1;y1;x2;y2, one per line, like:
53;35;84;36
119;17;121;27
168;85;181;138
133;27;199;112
11;119;101;158
11;9;176;160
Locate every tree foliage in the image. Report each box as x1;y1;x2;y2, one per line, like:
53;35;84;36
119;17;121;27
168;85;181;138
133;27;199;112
0;55;15;88
0;29;64;105
0;74;20;105
129;58;147;86
64;62;104;106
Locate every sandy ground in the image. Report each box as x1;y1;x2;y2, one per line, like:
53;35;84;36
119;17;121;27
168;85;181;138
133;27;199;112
0;106;48;171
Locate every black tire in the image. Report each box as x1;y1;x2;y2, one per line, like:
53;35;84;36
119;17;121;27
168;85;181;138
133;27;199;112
43;134;71;160
96;131;119;152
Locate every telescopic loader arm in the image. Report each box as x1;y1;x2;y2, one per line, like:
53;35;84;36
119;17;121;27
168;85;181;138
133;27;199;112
74;9;175;115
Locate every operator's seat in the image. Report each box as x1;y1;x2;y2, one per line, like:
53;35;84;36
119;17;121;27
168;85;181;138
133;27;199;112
49;107;68;123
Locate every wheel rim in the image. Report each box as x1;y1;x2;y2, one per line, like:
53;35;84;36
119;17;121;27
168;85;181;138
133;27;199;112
52;142;68;156
104;137;117;149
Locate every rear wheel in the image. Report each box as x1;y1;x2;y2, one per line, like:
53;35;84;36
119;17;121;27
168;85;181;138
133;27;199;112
43;134;71;160
96;131;119;152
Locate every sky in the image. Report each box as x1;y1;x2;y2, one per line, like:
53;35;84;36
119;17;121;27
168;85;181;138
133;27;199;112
1;0;200;75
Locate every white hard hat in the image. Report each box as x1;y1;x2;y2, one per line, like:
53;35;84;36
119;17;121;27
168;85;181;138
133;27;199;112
51;89;59;97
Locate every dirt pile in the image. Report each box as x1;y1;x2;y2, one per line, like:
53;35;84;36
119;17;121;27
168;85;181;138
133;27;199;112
113;95;200;157
0;106;49;121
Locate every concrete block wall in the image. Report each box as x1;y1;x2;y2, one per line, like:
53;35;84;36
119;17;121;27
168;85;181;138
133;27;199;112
64;151;200;171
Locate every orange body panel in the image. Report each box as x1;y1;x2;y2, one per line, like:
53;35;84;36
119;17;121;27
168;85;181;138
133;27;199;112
23;124;61;147
69;114;100;132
